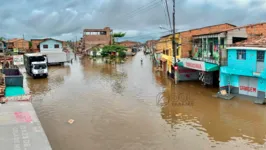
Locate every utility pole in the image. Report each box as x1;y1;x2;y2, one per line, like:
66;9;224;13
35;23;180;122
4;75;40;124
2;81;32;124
75;36;77;53
172;0;177;84
23;34;24;53
172;0;176;65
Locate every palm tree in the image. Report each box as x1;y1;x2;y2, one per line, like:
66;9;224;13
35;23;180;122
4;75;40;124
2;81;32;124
112;32;126;44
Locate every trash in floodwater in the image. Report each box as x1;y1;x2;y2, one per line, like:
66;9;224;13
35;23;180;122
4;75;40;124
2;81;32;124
175;113;182;117
220;90;227;95
68;119;74;124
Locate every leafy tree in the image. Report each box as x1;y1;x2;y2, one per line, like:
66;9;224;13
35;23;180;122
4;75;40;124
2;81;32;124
0;37;5;41
112;32;126;43
29;41;32;48
101;45;127;58
118;51;126;58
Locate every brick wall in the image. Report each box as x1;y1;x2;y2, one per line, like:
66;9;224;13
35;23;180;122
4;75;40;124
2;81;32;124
8;39;29;51
83;27;112;51
118;41;139;47
246;23;266;38
179;24;236;58
31;40;43;52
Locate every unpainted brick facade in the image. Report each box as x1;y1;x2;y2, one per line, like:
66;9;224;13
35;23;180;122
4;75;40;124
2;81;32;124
245;23;266;38
8;39;29;51
179;23;236;58
82;27;112;51
31;39;43;53
118;40;139;48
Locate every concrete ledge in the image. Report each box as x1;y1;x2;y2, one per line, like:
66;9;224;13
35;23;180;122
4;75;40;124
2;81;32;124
0;95;32;103
0;101;52;150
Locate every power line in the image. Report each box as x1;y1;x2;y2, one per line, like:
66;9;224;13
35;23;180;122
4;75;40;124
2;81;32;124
161;0;170;29
115;0;160;20
123;1;161;20
164;0;172;31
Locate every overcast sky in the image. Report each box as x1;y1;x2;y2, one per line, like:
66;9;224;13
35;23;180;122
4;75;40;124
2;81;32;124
1;0;266;42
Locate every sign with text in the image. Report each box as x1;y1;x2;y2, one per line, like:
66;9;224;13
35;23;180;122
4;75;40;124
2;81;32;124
240;86;257;92
183;59;205;71
13;55;24;65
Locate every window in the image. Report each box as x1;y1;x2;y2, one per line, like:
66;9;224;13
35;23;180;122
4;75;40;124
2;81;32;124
257;51;265;62
34;64;47;69
43;44;48;49
220;38;225;48
100;31;106;35
237;50;246;60
54;44;59;48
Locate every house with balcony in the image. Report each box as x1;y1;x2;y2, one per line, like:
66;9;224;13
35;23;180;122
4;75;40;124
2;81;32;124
180;27;248;85
177;22;266;85
82;27;112;54
220;36;266;104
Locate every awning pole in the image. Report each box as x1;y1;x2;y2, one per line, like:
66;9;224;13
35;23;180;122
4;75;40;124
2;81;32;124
228;74;231;95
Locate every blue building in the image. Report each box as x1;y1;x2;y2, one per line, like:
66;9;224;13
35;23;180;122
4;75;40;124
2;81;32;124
220;37;266;104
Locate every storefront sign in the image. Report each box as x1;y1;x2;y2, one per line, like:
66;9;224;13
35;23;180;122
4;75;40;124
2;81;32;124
13;55;24;65
183;59;205;71
240;86;256;92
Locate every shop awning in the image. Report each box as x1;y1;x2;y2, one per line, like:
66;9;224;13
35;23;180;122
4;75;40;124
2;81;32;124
160;58;167;62
176;61;184;67
179;58;219;72
205;62;219;71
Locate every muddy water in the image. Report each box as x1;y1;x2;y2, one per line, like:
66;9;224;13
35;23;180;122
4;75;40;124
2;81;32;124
24;53;266;150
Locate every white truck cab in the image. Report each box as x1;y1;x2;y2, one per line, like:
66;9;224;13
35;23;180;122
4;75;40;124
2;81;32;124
31;61;48;77
24;53;48;78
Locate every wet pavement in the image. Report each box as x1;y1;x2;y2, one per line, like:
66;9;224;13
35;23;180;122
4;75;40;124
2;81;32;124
23;52;266;150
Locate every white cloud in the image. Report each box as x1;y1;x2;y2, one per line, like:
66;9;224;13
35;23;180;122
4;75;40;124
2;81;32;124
0;0;265;42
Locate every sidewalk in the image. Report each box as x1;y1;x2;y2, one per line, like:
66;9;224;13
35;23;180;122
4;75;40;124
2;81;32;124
0;101;52;150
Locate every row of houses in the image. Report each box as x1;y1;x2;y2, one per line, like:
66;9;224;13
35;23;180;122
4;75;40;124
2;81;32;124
154;22;266;104
0;38;67;54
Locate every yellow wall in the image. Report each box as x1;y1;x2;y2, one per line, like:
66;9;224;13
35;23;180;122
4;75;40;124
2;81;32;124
156;33;181;73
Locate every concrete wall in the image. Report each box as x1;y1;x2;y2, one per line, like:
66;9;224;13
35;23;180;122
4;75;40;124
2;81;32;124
227;49;257;73
3;69;23;87
226;28;248;45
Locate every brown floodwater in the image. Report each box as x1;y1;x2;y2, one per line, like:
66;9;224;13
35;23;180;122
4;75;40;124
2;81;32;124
23;52;266;150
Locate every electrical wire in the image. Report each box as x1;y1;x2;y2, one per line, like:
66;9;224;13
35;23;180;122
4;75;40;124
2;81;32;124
163;0;172;30
115;0;161;20
123;1;162;20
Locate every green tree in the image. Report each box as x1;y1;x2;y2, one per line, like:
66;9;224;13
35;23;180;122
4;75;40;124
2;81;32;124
29;41;32;48
0;37;5;41
112;32;126;43
101;45;127;58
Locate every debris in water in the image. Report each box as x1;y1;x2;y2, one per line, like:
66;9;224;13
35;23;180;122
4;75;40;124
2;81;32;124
175;113;182;117
68;119;74;124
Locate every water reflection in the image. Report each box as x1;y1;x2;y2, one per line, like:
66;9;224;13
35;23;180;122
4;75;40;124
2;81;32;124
24;52;266;150
158;71;266;145
25;65;71;95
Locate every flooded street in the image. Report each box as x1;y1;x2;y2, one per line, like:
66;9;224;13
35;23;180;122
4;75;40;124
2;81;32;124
23;52;266;150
